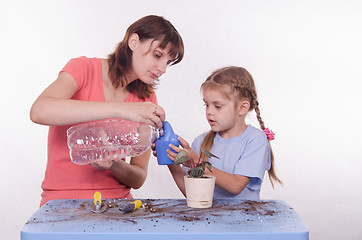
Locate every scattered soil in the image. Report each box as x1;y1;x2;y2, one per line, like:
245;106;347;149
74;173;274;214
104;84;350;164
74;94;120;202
26;199;276;225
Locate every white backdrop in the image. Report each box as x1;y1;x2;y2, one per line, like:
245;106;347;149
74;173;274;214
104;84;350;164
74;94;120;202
1;1;361;240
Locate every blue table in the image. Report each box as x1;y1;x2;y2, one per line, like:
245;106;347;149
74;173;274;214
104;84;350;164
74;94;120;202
21;199;308;240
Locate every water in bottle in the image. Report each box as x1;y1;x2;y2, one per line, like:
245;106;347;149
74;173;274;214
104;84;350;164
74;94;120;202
67;119;160;165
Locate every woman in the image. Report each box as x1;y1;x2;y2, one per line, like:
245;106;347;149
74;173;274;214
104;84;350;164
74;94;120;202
30;15;184;206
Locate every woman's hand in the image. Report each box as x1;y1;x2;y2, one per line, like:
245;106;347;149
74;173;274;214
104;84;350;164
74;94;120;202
120;102;165;129
151;143;157;157
90;158;123;170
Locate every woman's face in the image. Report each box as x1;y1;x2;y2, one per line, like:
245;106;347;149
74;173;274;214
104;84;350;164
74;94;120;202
129;35;174;84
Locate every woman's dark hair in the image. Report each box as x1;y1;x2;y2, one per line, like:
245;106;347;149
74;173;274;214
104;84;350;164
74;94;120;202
107;15;184;100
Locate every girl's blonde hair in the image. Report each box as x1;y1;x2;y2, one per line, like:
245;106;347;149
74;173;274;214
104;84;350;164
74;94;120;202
200;66;282;187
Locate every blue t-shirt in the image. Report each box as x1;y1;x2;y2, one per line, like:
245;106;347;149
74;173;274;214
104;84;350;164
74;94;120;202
190;125;271;200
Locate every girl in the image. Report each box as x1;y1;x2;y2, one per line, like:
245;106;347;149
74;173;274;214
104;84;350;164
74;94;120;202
166;66;282;199
30;15;184;206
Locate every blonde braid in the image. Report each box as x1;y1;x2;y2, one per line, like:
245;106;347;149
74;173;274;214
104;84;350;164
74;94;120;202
250;91;283;187
238;84;282;187
200;131;216;160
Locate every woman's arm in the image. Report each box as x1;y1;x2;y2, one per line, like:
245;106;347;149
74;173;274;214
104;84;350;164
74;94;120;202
30;72;164;128
109;149;151;189
91;149;151;189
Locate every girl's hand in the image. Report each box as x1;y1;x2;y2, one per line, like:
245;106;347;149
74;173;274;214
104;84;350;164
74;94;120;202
167;137;199;165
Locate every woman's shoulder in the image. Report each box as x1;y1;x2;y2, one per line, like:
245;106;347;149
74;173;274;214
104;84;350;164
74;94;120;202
62;56;101;72
66;56;101;66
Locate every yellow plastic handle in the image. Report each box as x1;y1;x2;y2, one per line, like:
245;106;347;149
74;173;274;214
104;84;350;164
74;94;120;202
132;200;142;210
94;191;101;204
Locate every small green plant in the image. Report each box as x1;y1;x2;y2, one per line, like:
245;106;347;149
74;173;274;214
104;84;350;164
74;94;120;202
174;148;219;178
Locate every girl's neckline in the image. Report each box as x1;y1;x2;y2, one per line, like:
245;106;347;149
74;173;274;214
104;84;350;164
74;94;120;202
215;125;251;142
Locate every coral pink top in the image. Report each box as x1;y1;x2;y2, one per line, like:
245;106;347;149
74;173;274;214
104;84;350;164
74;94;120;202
40;57;157;206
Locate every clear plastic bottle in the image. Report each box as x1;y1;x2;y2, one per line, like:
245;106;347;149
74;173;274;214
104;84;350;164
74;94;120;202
67;119;161;165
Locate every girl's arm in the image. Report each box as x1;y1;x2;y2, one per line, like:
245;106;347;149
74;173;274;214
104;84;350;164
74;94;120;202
167;164;186;197
169;137;250;195
30;72;164;128
204;166;250;195
165;136;201;196
151;139;190;197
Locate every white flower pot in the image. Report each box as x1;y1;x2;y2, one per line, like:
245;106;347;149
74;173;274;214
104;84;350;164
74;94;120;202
184;175;216;208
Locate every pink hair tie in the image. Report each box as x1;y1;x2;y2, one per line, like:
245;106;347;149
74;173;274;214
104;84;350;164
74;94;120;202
263;128;275;141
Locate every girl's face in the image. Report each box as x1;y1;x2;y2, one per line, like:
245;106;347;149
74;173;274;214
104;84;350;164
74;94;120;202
203;87;246;138
129;35;174;84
